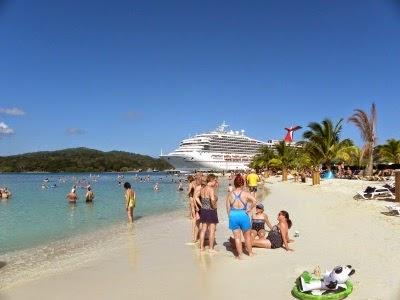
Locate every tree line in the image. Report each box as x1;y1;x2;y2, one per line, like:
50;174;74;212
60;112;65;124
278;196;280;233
0;147;172;172
250;103;400;182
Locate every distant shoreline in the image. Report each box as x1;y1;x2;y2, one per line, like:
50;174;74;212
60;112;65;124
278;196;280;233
0;147;172;173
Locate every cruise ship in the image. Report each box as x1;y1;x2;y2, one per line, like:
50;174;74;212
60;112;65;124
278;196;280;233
160;122;277;171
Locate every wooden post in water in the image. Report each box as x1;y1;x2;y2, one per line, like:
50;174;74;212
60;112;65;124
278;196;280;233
395;171;400;202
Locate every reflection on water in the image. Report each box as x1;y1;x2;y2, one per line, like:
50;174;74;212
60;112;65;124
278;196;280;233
126;224;138;269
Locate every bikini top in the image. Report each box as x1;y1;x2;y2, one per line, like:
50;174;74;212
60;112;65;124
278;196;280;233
230;191;247;210
252;218;265;224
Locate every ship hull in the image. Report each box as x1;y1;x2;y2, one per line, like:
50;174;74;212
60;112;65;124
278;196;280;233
160;153;251;171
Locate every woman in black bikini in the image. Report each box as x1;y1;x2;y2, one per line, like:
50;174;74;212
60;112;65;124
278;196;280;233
251;210;294;251
250;204;273;239
196;174;219;252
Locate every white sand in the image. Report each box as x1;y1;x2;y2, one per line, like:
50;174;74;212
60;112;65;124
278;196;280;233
1;177;400;299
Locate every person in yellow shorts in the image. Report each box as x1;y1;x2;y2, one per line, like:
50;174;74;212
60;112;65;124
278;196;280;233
246;169;260;197
124;182;136;223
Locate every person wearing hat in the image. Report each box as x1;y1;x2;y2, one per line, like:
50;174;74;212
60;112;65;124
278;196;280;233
66;188;78;203
246;169;260;197
250;203;272;239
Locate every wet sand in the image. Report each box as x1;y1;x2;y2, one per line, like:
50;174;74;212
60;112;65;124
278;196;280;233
2;177;400;299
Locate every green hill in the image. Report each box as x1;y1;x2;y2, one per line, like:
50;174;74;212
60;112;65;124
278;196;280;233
0;147;172;172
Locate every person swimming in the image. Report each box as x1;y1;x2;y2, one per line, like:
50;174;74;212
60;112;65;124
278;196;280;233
153;183;159;191
177;180;184;191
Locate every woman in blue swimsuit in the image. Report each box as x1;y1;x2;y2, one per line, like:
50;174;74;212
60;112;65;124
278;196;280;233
226;174;256;259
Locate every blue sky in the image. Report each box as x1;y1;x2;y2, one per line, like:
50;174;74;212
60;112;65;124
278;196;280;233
1;0;399;156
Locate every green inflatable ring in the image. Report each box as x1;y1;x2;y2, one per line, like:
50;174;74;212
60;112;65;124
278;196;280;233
291;272;353;300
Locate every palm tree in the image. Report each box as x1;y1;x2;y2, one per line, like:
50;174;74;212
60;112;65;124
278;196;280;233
347;146;366;168
274;140;296;181
348;103;377;176
303;118;354;171
378;139;400;164
250;146;276;171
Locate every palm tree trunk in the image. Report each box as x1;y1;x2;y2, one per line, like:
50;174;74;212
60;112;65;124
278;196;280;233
312;167;320;185
282;168;288;181
365;143;374;176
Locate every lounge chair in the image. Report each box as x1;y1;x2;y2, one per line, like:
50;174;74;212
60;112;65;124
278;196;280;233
385;204;400;215
354;186;395;200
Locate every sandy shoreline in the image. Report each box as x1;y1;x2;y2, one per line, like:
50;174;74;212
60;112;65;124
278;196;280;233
1;177;400;299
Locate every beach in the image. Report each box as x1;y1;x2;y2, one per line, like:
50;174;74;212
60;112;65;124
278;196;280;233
1;176;400;299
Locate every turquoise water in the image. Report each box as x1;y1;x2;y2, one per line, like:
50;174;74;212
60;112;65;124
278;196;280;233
0;172;189;255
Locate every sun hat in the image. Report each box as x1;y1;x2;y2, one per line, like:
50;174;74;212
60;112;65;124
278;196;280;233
256;203;264;209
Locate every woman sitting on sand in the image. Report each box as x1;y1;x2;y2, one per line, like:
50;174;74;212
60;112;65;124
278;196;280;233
251;210;294;251
227;174;256;259
197;174;219;252
251;203;273;239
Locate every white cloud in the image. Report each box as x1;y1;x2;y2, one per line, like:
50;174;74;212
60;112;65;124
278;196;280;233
0;122;15;136
0;107;26;116
66;128;86;135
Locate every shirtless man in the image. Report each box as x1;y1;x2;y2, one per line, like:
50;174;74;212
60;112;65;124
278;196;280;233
66;188;78;203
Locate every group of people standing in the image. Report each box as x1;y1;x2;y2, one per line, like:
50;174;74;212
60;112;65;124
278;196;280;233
188;170;294;259
66;186;95;203
65;181;136;224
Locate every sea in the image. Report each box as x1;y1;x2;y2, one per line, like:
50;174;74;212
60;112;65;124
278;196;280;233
0;172;190;256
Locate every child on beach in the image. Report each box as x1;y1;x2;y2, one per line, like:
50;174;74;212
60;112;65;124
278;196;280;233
250;204;273;239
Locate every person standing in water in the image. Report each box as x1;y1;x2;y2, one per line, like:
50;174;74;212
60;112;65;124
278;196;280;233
124;182;136;223
250;204;273;239
66;188;78;203
85;186;95;203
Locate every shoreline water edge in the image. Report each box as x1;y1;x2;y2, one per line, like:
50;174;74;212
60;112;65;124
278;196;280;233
1;175;400;299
